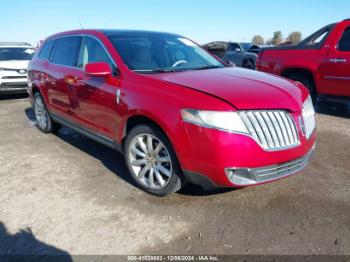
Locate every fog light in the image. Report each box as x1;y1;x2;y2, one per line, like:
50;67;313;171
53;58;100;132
225;168;257;186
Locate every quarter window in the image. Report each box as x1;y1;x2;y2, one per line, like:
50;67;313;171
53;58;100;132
51;36;82;66
38;40;54;59
338;27;350;52
77;37;116;73
312;31;328;44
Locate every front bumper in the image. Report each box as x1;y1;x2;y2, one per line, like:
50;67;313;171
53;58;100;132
0;72;28;94
225;143;315;186
179;119;316;188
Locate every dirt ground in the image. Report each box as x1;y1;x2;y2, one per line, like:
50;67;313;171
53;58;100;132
0;95;349;256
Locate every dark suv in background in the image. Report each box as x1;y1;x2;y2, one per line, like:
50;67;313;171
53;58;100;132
203;41;257;69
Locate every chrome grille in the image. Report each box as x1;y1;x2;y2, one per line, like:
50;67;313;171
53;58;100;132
302;96;316;139
239;110;300;151
2;76;26;79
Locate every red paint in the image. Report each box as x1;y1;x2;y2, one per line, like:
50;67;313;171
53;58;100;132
28;29;316;188
257;19;350;98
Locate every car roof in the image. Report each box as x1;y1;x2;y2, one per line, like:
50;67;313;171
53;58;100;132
46;29;183;40
98;29;182;37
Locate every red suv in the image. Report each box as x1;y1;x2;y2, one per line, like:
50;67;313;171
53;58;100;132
28;30;316;196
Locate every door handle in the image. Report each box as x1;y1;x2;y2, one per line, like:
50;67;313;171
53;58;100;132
40;73;47;84
329;58;347;63
64;75;78;85
65;76;85;88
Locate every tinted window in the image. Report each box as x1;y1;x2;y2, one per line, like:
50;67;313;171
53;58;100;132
38;40;54;59
338;27;350;52
77;36;115;73
0;47;35;61
51;36;81;66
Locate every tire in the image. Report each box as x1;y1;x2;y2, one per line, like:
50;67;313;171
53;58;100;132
124;124;184;196
287;73;317;103
33;92;61;133
242;59;255;70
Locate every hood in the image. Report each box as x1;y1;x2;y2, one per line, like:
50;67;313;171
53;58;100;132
147;67;307;112
0;60;29;70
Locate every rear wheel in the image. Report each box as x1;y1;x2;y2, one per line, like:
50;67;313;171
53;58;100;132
287;73;317;103
33;92;61;133
124;124;184;196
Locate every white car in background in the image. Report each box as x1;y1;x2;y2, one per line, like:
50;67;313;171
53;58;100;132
0;42;35;94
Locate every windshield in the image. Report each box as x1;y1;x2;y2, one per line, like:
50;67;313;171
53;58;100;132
0;47;35;61
107;33;224;73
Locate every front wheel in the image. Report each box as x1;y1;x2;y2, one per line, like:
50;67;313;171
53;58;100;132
124;125;184;196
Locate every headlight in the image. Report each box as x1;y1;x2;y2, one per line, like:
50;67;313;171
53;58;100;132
181;109;249;134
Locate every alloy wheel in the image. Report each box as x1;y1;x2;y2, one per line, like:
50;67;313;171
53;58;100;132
128;133;172;189
34;95;48;130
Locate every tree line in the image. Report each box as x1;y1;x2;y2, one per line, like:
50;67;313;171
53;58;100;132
251;31;302;46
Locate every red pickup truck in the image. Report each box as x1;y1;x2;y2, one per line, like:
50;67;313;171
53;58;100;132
257;19;350;102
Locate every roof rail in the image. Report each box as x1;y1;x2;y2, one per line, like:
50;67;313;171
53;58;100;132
343;18;350;21
0;42;32;47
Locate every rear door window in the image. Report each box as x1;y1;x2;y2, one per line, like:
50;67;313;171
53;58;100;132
51;36;82;66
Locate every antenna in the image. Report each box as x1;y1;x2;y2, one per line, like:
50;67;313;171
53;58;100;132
78;20;84;38
78;20;84;30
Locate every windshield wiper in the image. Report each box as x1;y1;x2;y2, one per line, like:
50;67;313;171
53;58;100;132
134;65;222;74
133;68;182;73
193;65;223;70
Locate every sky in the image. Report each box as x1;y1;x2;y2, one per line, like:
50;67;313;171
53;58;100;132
1;0;349;46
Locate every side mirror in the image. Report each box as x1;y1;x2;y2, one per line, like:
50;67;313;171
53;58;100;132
84;62;112;78
234;48;241;53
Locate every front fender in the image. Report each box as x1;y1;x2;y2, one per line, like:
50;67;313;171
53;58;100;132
115;74;234;169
